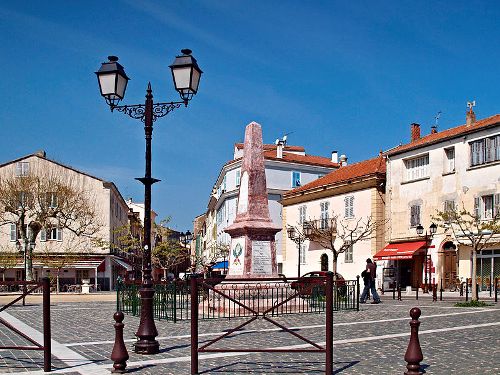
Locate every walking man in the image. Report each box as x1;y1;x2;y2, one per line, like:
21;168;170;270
360;258;381;304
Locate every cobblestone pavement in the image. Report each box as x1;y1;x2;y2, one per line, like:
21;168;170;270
0;294;499;374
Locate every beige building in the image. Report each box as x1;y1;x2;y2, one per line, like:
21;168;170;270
0;151;133;291
381;110;500;291
282;154;386;283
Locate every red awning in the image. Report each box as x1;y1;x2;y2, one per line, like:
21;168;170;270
373;241;427;260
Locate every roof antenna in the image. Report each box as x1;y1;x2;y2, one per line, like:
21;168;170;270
431;111;441;134
467;100;476;113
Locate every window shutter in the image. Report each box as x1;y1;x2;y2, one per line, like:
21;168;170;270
57;228;62;241
494;194;500;217
10;224;17;241
474;197;481;219
40;229;46;242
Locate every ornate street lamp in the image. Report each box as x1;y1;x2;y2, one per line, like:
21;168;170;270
95;49;202;355
416;223;437;293
180;230;193;247
287;226;306;277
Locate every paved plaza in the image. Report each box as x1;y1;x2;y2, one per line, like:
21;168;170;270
0;293;499;374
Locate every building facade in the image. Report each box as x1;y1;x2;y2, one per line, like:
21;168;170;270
281;155;386;283
0;151;134;291
380;111;500;291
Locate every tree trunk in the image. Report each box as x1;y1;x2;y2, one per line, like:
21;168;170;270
24;242;34;281
471;248;478;301
56;272;60;294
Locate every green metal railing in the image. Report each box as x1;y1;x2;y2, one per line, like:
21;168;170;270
116;277;359;322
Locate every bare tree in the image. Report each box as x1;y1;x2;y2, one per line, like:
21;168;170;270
297;212;386;277
433;202;500;300
191;241;229;275
0;244;19;282
0;173;101;280
152;219;189;279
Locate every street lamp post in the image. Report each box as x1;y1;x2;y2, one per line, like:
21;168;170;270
95;50;202;355
287;225;310;277
416;223;437;294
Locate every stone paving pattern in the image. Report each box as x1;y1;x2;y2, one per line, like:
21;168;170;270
0;294;499;374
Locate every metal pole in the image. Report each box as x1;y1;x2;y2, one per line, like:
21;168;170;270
495;278;498;303
134;83;159;354
42;277;51;372
423;235;428;293
190;275;199;375
356;275;360;311
297;238;301;278
439;278;443;301
325;272;333;375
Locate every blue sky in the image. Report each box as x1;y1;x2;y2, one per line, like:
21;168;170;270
1;1;499;231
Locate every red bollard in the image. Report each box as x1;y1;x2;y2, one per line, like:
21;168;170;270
111;311;129;373
404;307;423;375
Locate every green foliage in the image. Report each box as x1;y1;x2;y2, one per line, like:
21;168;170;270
454;300;491;308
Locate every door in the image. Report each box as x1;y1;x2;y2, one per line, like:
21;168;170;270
443;250;457;289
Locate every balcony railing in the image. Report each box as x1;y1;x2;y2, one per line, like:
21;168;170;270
303;218;337;232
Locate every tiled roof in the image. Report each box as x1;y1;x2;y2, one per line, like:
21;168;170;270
263;150;339;168
284;154;386;196
235;143;305;152
388;113;500;156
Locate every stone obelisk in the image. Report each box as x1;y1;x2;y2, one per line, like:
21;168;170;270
224;122;281;278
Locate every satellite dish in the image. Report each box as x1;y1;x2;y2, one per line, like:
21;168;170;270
275;139;279;145
283;135;287;143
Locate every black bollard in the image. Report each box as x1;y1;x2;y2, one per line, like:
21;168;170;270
495;278;498;303
393;284;396;300
465;280;469;302
459;281;463;297
397;285;402;301
432;284;437;302
111;311;129;373
439;279;443;301
415;286;419;301
404;307;423;375
476;283;479;301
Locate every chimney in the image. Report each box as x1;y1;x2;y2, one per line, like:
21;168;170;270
35;150;46;158
466;109;476;126
410;123;420;142
276;142;283;158
331;151;338;163
339;154;348;166
430;125;438;134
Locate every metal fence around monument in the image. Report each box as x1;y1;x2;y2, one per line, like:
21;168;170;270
117;277;359;321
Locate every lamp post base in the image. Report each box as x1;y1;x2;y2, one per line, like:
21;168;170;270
134;339;160;354
134;285;159;354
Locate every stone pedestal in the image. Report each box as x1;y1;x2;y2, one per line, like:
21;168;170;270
81;279;90;294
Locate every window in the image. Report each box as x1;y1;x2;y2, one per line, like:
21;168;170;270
222;175;227;192
299;205;306;224
41;227;62;241
299;243;306;264
444;147;455;173
17;192;32;208
404;154;429;181
216;209;223;225
292;171;301;188
410;205;421;227
475;194;500;220
236;169;241;187
345;243;353;263
10;224;17;242
344;196;354;218
320;201;329;229
15;162;29;177
443;200;455;224
470;135;500;166
47;193;58;208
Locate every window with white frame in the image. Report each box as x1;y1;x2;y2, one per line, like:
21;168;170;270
15;162;29;177
344;196;354;218
46;192;58;208
444;147;455;173
222;175;227;192
41;227;62;241
320;201;329;229
410;204;421;227
344;243;353;263
299;205;307;224
10;224;28;242
470;135;500;166
216;209;223;225
404;154;429;181
235;169;241;187
299;243;306;264
475;194;500;220
292;171;301;188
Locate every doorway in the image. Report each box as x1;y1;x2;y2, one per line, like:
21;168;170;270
320;254;329;271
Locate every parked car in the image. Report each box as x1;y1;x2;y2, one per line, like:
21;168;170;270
290;271;345;296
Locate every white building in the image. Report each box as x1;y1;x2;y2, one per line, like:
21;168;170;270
282;154;386;282
380;110;500;291
0;151;134;290
201;136;340;273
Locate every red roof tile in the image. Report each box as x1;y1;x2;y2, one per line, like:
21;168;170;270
284;154;386;196
235;143;305;152
388;114;500;156
263;150;338;168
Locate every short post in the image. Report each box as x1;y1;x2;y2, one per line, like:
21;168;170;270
42;278;51;372
415;286;418;301
495;278;498;303
404;307;423;375
439;279;443;301
460;281;464;297
465;279;469;302
325;272;334;375
432;284;437;302
191;275;199;375
397;285;402;301
111;311;129;373
393;283;396;300
356;275;360;311
476;283;479;301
